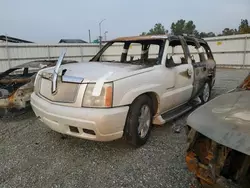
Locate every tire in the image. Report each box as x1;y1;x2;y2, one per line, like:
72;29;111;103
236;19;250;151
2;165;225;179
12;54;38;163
124;95;153;147
199;82;211;104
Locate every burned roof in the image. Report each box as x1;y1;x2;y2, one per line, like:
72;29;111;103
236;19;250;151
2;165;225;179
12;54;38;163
112;35;169;42
111;35;207;44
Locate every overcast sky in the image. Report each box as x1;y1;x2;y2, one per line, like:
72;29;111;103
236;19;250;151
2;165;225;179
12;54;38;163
1;0;250;43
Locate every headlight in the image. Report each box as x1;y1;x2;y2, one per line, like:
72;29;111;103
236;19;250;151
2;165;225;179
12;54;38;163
82;83;113;108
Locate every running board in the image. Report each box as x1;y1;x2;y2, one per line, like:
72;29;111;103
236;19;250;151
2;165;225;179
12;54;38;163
162;104;193;122
153;102;198;125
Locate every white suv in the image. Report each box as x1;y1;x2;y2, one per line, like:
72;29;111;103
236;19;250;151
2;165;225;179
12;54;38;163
31;35;216;147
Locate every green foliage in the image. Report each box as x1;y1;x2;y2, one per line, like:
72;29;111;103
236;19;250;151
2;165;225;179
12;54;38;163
218;19;250;36
140;19;250;38
221;28;238;36
199;32;216;38
170;19;196;35
140;23;166;36
238;19;250;34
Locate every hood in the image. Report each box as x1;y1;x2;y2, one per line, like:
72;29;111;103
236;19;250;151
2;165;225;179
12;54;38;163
187;90;250;155
41;61;153;82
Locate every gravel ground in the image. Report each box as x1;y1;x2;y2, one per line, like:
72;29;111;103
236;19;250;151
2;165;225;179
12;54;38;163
0;69;249;188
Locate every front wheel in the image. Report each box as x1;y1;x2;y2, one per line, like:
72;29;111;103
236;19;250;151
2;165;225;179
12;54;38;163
124;95;153;147
199;82;211;104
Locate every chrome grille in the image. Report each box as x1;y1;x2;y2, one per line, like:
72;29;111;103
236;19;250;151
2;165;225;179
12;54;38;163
39;78;79;103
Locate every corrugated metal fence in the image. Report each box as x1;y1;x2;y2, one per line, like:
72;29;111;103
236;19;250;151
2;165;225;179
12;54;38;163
205;34;250;68
0;34;249;72
0;43;100;71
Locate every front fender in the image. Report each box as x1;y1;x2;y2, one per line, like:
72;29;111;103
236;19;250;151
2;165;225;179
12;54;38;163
116;83;161;106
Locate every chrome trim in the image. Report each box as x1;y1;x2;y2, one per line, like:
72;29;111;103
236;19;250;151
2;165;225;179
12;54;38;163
52;49;66;93
62;75;84;83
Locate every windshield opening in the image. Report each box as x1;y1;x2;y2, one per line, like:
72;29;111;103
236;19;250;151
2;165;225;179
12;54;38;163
90;40;165;66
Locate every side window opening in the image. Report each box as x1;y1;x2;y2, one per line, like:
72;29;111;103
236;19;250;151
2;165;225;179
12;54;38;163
200;46;208;60
126;43;142;62
187;44;200;63
148;44;160;59
201;43;213;60
166;40;187;66
184;40;206;63
98;42;124;62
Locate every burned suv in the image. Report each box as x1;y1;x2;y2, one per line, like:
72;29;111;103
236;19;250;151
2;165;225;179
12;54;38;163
31;35;216;147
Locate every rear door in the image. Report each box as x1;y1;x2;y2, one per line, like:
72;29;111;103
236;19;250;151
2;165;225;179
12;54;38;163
184;37;208;98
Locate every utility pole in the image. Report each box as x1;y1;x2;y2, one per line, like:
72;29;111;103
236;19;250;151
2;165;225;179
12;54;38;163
104;31;108;41
88;29;91;43
99;19;106;49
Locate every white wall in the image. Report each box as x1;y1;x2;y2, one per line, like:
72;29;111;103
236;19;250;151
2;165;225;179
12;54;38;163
0;43;100;71
205;34;250;67
0;34;249;72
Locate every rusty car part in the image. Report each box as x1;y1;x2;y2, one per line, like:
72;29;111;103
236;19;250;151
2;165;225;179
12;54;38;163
186;130;250;187
0;59;77;116
239;73;250;90
186;72;250;187
0;78;31;84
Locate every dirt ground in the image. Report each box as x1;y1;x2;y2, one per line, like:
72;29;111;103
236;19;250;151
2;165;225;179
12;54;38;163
0;69;248;188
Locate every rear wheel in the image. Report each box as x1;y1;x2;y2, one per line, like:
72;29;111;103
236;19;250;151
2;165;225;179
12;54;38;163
124;95;153;147
199;82;211;104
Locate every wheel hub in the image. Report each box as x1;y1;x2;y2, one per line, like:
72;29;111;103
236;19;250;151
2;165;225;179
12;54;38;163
138;105;151;138
203;83;210;102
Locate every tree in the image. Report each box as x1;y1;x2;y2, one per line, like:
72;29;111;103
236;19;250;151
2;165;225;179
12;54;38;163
193;30;200;37
239;19;250;34
171;19;197;35
220;28;238;36
199;32;216;38
141;23;166;36
148;23;166;35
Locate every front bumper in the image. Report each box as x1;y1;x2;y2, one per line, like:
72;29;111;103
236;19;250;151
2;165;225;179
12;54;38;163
31;93;129;141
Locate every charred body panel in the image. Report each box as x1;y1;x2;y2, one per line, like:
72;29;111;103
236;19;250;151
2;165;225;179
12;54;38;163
186;129;249;187
187;91;250;155
0;59;77;116
186;73;250;187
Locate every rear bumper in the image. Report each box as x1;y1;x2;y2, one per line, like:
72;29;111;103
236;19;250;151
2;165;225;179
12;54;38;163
31;93;129;141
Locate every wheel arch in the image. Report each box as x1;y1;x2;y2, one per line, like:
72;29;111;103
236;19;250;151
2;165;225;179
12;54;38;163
129;92;160;116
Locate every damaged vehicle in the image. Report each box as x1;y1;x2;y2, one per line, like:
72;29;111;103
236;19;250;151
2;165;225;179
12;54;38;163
31;35;216;147
0;59;77;116
186;73;250;187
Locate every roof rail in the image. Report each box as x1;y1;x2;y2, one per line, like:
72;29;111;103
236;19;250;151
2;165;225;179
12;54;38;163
181;34;205;40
